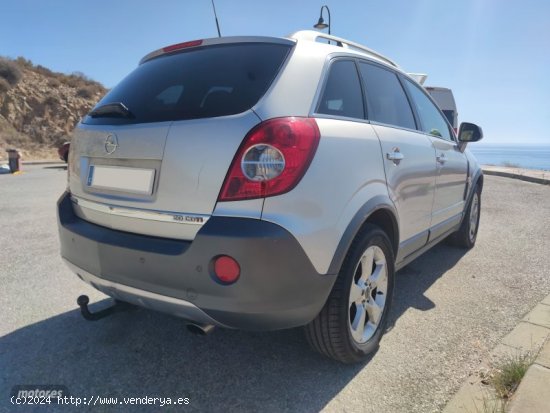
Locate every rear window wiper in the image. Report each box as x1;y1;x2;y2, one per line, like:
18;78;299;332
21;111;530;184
88;102;134;118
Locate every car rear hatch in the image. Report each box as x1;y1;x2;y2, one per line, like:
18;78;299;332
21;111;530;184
69;37;294;240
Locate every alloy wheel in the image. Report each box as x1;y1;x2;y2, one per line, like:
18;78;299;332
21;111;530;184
348;245;388;344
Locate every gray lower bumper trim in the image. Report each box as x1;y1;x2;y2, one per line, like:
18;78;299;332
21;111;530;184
63;259;227;327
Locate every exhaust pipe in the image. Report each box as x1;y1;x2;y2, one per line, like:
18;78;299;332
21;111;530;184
186;322;215;336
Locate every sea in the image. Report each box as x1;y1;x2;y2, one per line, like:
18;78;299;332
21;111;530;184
468;144;550;171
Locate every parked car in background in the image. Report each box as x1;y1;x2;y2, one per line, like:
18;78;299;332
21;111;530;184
58;141;70;162
58;30;483;363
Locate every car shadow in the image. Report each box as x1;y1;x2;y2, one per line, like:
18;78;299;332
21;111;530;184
389;242;469;330
1;243;467;412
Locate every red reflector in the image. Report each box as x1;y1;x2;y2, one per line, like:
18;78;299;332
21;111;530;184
162;40;203;53
213;255;240;284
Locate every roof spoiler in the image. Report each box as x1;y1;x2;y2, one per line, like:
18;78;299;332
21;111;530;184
407;73;428;85
139;36;295;65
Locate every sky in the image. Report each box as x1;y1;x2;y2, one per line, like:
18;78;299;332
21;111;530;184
1;0;549;145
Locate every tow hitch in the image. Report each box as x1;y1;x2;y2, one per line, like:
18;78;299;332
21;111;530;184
77;295;133;321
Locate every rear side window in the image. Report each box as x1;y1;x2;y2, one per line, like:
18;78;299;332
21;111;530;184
316;60;364;120
404;80;452;140
358;62;416;130
83;43;291;125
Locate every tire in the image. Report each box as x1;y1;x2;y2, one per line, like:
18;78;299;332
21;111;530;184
305;224;395;363
448;185;481;249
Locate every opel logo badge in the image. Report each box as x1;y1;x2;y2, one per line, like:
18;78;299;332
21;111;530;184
104;133;119;154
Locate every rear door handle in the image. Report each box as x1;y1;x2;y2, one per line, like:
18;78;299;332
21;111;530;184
387;148;404;164
436;153;446;165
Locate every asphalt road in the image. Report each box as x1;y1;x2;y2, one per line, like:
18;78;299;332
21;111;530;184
1;165;550;413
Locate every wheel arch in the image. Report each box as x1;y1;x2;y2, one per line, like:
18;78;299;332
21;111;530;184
454;169;483;232
476;172;484;191
465;169;483;213
327;196;399;275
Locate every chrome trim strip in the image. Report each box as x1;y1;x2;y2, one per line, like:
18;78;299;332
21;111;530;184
70;195;210;226
63;259;227;327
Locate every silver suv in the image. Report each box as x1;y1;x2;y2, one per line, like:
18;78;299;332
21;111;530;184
58;30;483;363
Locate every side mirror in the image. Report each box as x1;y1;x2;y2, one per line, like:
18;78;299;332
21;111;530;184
458;122;483;143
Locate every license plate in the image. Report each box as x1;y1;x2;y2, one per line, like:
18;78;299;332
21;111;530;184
87;165;155;195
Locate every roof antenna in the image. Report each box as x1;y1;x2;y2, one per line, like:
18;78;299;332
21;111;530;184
211;0;222;37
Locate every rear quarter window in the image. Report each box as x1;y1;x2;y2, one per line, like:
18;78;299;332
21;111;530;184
84;43;291;125
316;60;364;120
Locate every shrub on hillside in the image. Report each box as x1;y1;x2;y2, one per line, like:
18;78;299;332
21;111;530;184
0;78;11;94
76;86;95;99
72;71;90;81
3;56;107;96
34;64;54;78
63;72;105;92
0;117;33;148
47;78;61;88
0;58;22;86
65;74;86;89
15;56;34;69
44;95;59;106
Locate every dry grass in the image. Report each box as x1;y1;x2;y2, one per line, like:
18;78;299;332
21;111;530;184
473;347;541;413
0;77;10;94
0;115;61;160
490;352;534;400
0;56;106;96
47;78;61;88
0;57;22;86
76;85;95;99
474;392;506;413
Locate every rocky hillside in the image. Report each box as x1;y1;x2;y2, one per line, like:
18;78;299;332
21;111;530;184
0;57;107;159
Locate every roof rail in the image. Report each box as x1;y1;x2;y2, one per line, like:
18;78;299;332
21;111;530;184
288;30;399;68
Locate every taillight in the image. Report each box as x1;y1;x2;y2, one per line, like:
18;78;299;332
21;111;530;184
140;40;204;64
218;117;320;202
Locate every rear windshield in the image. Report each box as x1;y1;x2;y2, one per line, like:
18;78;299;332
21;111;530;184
83;43;291;125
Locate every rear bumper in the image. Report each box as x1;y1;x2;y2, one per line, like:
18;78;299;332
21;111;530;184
58;192;336;330
64;259;225;326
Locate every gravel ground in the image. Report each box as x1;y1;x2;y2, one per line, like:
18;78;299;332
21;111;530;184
1;165;549;412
